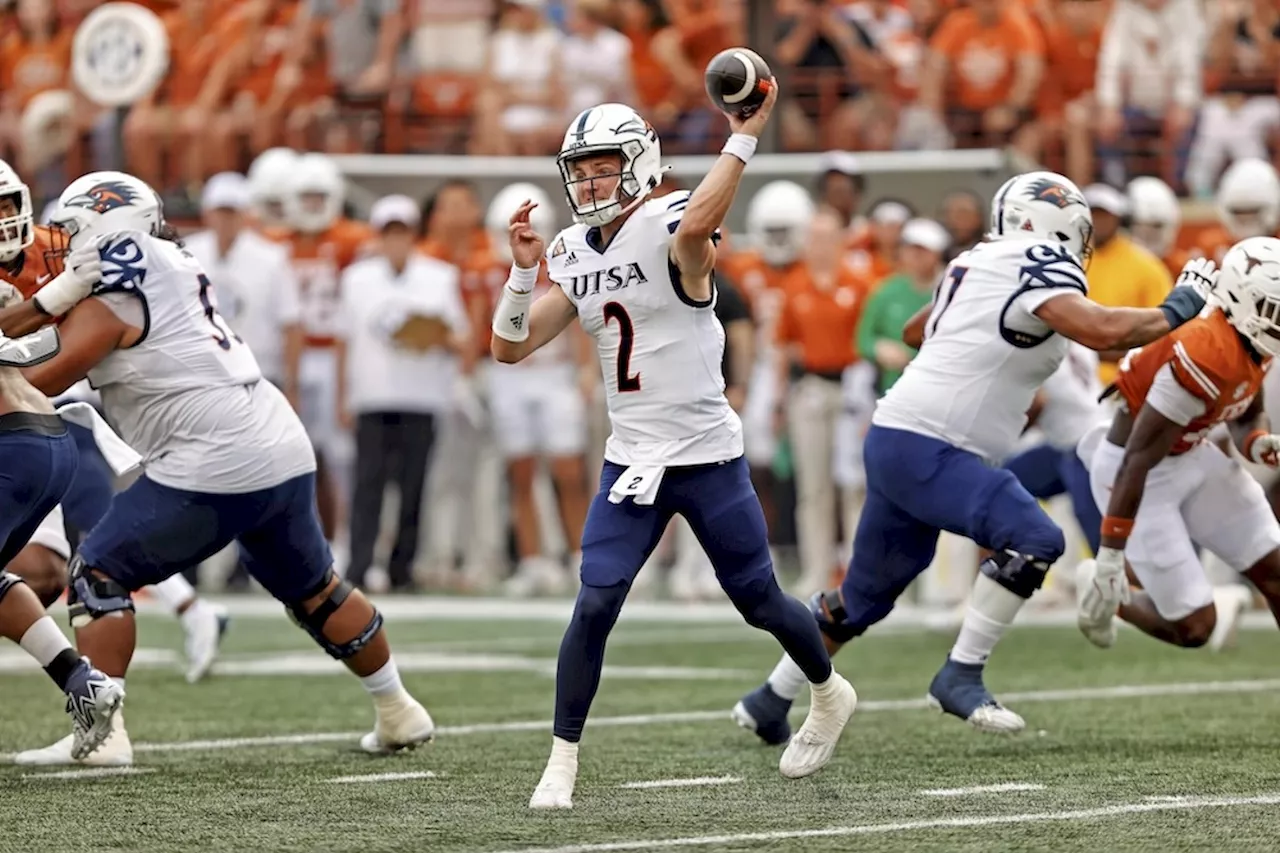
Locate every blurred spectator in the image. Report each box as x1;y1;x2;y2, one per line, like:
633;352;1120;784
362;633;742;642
1127;175;1186;276
419;179;492;341
617;0;683;129
938;188;985;259
774;0;885;151
336;195;470;592
848;197;911;281
1032;0;1105;187
845;0;927;149
473;0;565;155
856;217;949;395
561;0;635;121
184;172;304;404
1079;183;1173;386
1095;0;1204;189
0;0;70;172
1187;0;1280;197
918;0;1045;157
814;151;868;240
776;207;872;591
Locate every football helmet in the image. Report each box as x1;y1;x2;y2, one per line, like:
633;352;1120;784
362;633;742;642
247;147;298;228
746;181;814;267
486;182;555;264
988;170;1093;261
556;103;664;227
1127;176;1180;259
0;159;33;263
48;171;164;253
286;152;344;234
1216;236;1280;358
1217;158;1280;240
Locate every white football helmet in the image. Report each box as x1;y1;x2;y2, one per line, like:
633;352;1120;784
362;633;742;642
48;171;164;253
486;182;555;264
286;152;344;234
988;170;1093;260
247;147;298;228
1217;158;1280;240
1127;176;1180;259
1216;236;1280;357
556;103;664;227
0;159;33;262
746;181;814;267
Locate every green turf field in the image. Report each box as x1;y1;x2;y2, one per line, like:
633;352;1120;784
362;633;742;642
4;602;1280;853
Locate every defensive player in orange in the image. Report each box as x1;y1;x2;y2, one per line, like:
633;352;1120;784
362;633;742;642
1192;158;1280;265
1077;241;1280;651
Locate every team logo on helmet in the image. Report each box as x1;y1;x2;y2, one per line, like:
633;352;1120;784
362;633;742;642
1243;251;1266;274
1025;178;1081;209
63;181;140;214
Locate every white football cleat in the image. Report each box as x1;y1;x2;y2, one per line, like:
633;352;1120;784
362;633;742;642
1208;585;1253;652
779;672;857;779
183;600;230;683
359;693;435;754
15;712;134;767
529;738;579;809
1075;559;1118;648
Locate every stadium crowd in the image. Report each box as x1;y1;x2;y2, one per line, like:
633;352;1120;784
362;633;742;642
4;0;1280;602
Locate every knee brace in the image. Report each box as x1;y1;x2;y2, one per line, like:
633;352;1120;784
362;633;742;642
810;589;866;644
980;550;1050;600
285;569;383;660
0;570;27;605
65;555;135;628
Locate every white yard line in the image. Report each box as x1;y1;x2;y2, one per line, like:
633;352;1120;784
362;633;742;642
22;767;155;781
483;793;1280;853
619;776;742;790
5;677;1280;761
919;782;1046;797
326;771;438;784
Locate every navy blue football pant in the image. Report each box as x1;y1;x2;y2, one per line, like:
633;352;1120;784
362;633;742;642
1002;442;1101;555
0;414;78;569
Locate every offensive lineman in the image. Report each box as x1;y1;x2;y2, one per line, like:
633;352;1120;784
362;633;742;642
490;84;857;809
733;171;1210;745
0;171;433;762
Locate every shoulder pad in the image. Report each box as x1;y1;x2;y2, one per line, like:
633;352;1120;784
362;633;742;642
94;233;150;294
1018;242;1087;293
0;326;60;368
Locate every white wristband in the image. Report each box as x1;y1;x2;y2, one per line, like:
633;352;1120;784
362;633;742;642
492;285;534;343
33;270;90;318
721;133;757;165
507;263;539;295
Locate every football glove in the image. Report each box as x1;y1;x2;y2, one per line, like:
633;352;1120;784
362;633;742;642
34;242;104;317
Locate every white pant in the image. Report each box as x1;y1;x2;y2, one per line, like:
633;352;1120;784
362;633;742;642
1083;425;1280;620
299;348;340;454
425;403;505;574
742;358;779;467
487;363;587;459
29;504;70;560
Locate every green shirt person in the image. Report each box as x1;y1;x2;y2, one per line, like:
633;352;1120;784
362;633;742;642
856;218;952;395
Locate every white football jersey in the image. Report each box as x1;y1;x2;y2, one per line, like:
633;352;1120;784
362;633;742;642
1036;343;1106;451
874;238;1088;462
85;232;315;494
545;190;742;466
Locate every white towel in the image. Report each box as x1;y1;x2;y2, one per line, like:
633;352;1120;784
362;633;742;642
608;465;665;506
56;402;141;476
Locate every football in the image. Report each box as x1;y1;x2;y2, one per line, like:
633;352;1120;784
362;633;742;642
704;47;773;118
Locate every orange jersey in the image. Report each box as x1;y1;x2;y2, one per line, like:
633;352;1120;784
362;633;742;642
930;6;1046;112
282;219;375;347
718;250;792;306
419;231;495;315
776;266;872;375
1116;310;1268;455
1036;17;1101;116
155;6;233;107
0;225;62;299
1163;247;1193;280
1192;225;1235;267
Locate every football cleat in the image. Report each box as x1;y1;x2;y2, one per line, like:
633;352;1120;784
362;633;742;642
529;739;579;809
778;673;857;778
13;712;133;767
359;694;435;754
731;683;793;746
183;600;231;683
926;658;1025;734
63;659;125;760
1208;584;1254;652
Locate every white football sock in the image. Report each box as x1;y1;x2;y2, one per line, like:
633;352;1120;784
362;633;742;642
949;574;1027;666
550;735;579;761
360;658;404;698
150;575;197;614
19;616;72;667
766;654;809;701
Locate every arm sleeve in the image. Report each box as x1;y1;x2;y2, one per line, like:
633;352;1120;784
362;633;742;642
1146;362;1209;426
1009;243;1090;319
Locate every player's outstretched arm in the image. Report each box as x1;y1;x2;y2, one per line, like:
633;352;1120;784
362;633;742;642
0;238;108;337
20;298;130;396
491;199;578;364
491;284;578;364
671;80;779;303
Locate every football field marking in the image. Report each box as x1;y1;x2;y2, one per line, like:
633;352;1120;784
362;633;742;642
326;771;438;784
919;782;1046;797
5;677;1280;761
619;776;742;790
485;793;1280;853
22;767;155;781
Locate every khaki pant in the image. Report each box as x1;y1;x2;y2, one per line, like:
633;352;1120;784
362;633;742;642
787;374;862;587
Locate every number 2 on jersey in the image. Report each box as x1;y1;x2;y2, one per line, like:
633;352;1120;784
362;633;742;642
925;265;969;339
603;302;641;392
197;274;243;351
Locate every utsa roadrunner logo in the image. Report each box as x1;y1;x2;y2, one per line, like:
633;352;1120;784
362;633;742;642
1025;178;1082;209
63;181;140;214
